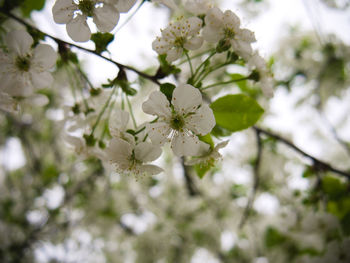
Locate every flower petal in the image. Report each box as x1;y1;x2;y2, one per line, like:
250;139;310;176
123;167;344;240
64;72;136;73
171;132;200;156
31;71;53;89
32;44;57;70
106;138;132;169
109;109;129;134
5;30;33;56
205;7;223;29
184;36;203;50
139;164;163;175
202;26;223;43
142;91;172;118
147;122;171;146
66;15;91;42
115;0;137;12
52;0;76;24
135;142;162;162
223;10;240;29
185;16;203;35
152;37;172;54
93;4;120;32
172;84;202;115
166;48;182;62
185;104;215;135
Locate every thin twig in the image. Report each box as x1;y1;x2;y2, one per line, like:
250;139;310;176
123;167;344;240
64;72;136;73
239;129;262;227
181;157;201;196
0;9;161;86
253;126;350;179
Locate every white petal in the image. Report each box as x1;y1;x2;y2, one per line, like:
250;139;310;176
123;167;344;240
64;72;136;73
171;132;200;156
166;48;182;63
147;122;171;146
205;7;223;29
135;142;162;162
106;138;132;168
185;17;203;35
5;30;33;56
32;44;57;69
115;0;137;12
223;10;240;29
93;4;120;32
184;36;203;50
142;91;172;118
66;15;91;42
238;28;256;43
109;109;129;134
30;71;53;89
202;26;223;43
185;104;215;135
139;164;163;175
152;37;172;54
152;0;177;10
0;91;18;113
52;0;76;24
172;84;202;115
215;140;229;150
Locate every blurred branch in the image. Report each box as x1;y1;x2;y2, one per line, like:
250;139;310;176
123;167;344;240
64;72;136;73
181;157;201;196
253;126;350;179
239;129;262;227
0;10;161;86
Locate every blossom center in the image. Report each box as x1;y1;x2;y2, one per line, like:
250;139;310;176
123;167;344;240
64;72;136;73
223;27;235;39
174;36;185;48
78;0;95;17
15;56;31;72
170;115;185;130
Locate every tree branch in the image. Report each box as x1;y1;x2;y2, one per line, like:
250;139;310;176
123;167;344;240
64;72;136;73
0;9;161;86
239;129;262;227
181;157;201;196
253;126;350;179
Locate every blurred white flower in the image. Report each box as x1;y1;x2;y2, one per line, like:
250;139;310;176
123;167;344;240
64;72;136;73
183;0;213;15
152;16;203;62
52;0;136;42
203;7;255;60
0;30;57;97
105;137;163;176
185;140;228;166
142;84;216;156
248;52;274;97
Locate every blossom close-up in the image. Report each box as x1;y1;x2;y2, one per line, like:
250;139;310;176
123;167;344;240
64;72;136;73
0;30;57;97
52;0;136;42
142;84;216;156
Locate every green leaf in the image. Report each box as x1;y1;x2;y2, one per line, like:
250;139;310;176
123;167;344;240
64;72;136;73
160;82;176;101
322;175;347;200
91;32;114;54
198;133;214;149
20;0;45;17
265;226;287;248
211;124;232;138
210;94;264;132
194;163;211;179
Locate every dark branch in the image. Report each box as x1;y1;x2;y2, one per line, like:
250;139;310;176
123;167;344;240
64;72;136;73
0;9;161;86
253;126;350;179
181;157;201;196
239;129;262;227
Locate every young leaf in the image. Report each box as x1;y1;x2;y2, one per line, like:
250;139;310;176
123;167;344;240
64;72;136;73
21;0;45;17
210;94;264;132
91;32;114;54
160;83;176;101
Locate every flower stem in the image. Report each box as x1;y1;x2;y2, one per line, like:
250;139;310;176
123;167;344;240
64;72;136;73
184;50;194;77
201;76;249;90
192;50;215;83
126;95;137;129
90;87;116;135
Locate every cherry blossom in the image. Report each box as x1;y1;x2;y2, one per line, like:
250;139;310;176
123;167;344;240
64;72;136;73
142;84;216;156
152;16;203;62
202;7;256;60
0;30;57;97
105;137;163;176
52;0;136;42
185;140;229;166
183;0;213;15
248;52;274;97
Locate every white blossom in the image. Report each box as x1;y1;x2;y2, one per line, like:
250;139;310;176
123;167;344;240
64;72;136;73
248;52;274;97
152;16;203;62
0;30;57;97
152;0;178;10
202;7;256;60
185;140;229;166
52;0;136;42
0;91;18;114
142;84;216;156
105;137;163;176
183;0;213;15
